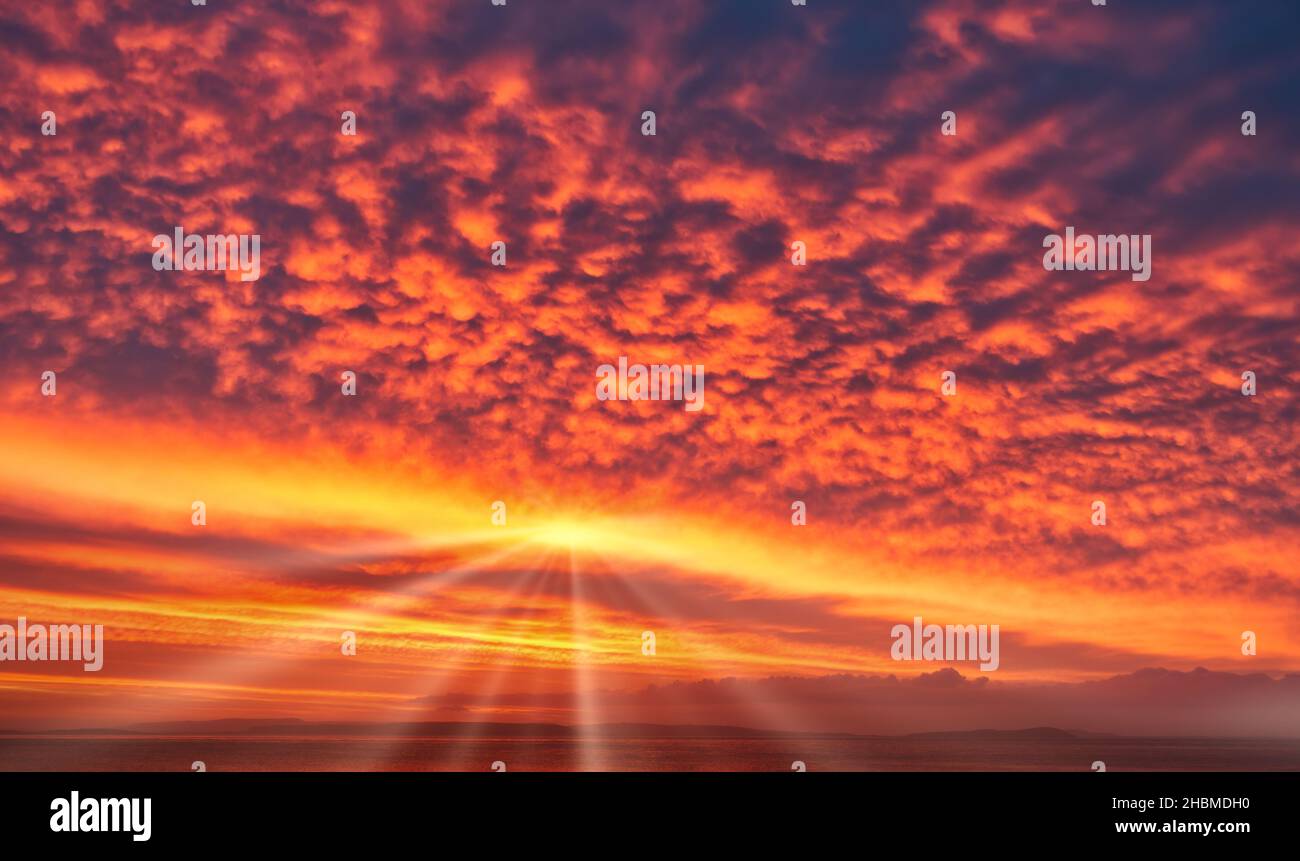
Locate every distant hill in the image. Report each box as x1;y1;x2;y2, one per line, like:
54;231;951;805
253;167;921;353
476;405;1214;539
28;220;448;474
903;727;1115;740
95;719;865;739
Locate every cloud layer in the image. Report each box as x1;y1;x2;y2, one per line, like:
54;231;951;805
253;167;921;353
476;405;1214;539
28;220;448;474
0;0;1297;737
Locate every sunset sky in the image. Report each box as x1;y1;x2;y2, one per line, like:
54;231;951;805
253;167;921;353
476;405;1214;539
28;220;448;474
1;0;1298;740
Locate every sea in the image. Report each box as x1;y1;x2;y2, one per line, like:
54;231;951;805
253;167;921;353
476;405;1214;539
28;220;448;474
2;735;1299;771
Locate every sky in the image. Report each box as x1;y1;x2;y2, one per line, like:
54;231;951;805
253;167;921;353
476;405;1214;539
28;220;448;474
0;0;1298;739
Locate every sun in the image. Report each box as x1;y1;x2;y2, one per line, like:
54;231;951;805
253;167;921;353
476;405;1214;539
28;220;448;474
528;520;613;553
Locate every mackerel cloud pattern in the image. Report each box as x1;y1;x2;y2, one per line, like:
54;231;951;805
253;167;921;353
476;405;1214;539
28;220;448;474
0;0;1298;744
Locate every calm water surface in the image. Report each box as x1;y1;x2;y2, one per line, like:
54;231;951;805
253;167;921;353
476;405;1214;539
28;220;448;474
3;736;1298;771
